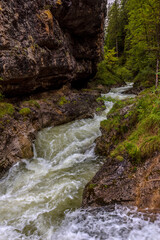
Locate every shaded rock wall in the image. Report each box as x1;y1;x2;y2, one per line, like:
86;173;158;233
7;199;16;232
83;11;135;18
0;0;107;96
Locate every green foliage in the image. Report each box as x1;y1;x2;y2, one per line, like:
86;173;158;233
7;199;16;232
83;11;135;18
0;103;15;118
105;0;160;88
96;107;102;112
116;155;124;161
116;66;132;82
134;67;155;88
19;108;31;116
95;48;124;86
96;95;116;103
103;96;117;103
106;0;128;56
104;87;160;164
103;48;118;67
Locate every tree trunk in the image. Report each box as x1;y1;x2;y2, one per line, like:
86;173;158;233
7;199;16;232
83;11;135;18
156;58;159;89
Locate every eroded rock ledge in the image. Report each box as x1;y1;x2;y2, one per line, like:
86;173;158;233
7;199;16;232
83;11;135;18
0;87;104;178
0;0;107;96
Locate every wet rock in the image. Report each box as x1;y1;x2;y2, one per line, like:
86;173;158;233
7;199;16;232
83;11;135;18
0;0;107;96
0;87;104;178
82;155;160;210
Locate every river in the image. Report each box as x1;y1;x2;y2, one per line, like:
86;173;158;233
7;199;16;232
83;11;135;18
0;84;159;240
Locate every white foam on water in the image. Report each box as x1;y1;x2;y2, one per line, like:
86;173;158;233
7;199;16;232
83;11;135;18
0;84;159;240
52;206;160;240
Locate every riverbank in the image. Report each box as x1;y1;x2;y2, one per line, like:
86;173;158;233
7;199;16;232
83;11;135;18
82;86;160;211
0;84;160;239
0;86;104;179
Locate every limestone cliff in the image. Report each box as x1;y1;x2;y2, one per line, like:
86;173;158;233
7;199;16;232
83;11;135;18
0;0;107;96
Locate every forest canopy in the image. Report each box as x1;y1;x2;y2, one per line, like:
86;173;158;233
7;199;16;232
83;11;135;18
96;0;160;89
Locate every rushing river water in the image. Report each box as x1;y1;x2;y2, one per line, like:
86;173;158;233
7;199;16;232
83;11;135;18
0;84;160;240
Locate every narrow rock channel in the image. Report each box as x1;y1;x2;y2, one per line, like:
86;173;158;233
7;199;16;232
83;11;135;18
0;84;159;240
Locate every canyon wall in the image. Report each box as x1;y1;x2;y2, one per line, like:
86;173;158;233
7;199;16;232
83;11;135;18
0;0;107;96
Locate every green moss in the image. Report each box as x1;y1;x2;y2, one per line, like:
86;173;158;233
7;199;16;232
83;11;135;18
96;96;116;103
58;96;70;106
0;103;15;118
96;107;102;112
19;108;31;116
23;100;40;108
116;155;124;161
104;96;117;103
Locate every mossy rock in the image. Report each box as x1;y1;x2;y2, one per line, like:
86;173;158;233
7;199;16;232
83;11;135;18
58;96;70;106
19;108;31;116
0;103;15;118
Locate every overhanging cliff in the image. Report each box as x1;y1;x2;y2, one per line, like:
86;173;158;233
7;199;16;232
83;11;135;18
0;0;107;96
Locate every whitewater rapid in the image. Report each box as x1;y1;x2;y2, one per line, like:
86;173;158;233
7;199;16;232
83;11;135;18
0;84;159;240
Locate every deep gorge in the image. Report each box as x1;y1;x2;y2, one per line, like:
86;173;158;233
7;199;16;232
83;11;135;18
0;0;160;239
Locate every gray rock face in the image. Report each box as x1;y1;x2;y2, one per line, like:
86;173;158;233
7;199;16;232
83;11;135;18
0;0;107;96
82;155;160;211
